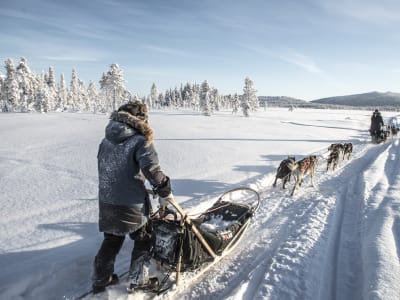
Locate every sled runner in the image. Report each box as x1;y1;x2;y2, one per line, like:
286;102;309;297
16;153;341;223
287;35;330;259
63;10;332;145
74;187;260;299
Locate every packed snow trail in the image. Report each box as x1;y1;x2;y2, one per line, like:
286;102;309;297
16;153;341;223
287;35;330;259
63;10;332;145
172;139;400;300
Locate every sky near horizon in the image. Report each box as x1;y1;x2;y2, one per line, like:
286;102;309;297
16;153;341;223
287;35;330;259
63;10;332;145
0;0;399;101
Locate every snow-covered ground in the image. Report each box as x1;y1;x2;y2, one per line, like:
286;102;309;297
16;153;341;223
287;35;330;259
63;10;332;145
1;108;400;300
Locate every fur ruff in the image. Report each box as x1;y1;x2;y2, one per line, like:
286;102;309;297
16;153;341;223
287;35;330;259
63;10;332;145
110;111;154;144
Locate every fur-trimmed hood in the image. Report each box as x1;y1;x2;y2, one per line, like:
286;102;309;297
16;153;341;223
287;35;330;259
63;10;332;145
107;111;154;144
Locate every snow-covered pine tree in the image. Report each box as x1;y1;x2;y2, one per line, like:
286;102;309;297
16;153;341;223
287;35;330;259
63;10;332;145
174;86;182;108
46;66;57;111
16;57;35;112
2;59;20;112
200;80;212;116
0;73;4;112
99;64;127;112
78;79;89;111
164;89;172;107
192;83;200;111
242;77;258;114
55;73;68;112
33;74;50;113
212;88;220;112
157;92;164;108
232;93;239;114
87;80;99;113
182;83;192;109
150;83;158;110
67;68;79;112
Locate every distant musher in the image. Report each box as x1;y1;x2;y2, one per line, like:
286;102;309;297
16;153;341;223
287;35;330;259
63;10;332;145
370;109;384;142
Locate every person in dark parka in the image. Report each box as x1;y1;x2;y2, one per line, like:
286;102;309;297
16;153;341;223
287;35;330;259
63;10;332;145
370;109;384;136
92;101;173;293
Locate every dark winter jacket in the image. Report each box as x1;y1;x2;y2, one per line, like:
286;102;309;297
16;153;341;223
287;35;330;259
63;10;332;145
370;112;384;134
97;111;170;235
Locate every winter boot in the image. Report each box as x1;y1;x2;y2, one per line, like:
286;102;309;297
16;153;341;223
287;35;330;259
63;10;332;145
127;254;159;292
92;273;119;294
127;277;159;293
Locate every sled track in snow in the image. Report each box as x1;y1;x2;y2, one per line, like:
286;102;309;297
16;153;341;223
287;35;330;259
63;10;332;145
173;139;400;300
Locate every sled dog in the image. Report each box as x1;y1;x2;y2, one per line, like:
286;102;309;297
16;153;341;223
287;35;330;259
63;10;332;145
288;155;318;196
342;143;353;160
328;143;344;155
326;149;340;171
272;156;295;189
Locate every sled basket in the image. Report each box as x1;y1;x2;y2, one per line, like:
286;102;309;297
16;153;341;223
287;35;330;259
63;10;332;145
152;187;260;272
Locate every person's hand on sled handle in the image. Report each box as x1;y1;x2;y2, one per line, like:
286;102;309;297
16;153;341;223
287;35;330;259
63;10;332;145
154;176;173;217
158;193;174;218
159;192;174;206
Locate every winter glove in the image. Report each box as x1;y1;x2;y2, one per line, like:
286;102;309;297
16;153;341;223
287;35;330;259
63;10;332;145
158;192;174;219
154;176;171;198
159;192;174;207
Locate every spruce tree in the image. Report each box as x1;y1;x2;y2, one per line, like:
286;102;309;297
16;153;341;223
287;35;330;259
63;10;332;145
3;59;19;112
99;64;126;111
242;77;258;114
150;83;158;109
200;80;212;116
87;80;99;113
56;73;68;112
16;57;35;112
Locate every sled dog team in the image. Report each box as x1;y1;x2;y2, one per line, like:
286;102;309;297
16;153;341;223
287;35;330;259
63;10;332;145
273;142;353;196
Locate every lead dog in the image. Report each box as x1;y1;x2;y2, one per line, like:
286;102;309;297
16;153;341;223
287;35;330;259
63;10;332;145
273;156;296;189
288;155;318;196
342;143;353;160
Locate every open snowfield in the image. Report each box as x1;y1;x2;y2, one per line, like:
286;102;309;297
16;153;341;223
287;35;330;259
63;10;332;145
1;107;400;300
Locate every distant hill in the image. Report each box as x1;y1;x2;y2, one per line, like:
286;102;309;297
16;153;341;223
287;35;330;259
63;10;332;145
311;91;400;107
258;96;312;107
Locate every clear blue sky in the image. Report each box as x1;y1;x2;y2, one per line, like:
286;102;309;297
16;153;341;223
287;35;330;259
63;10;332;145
1;0;399;100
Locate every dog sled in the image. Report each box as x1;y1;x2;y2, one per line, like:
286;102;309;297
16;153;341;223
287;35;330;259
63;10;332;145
75;187;260;299
145;186;260;294
370;125;389;144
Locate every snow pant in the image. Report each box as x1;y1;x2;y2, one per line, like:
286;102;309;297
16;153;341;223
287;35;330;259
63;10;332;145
92;222;153;286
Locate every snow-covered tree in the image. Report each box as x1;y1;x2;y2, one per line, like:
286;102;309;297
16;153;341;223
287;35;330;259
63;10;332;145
242;77;258;115
0;74;4;111
46;66;57;111
232;93;240;114
55;73;68;112
87;80;99;113
200;80;212;116
157;92;164;108
2;58;19;112
78;79;89;111
99;64;127;111
16;57;35;112
211;88;220;112
67;68;79;112
192;83;200;111
33;74;50;113
150;83;158;109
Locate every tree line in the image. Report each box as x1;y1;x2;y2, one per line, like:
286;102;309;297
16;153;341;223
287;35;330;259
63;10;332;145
0;57;259;116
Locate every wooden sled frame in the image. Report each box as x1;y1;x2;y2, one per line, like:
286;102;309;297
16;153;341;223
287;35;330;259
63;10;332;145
159;187;260;286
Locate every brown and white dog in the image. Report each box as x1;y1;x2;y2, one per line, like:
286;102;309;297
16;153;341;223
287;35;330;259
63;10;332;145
288;155;318;196
273;156;296;189
342;143;353;160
